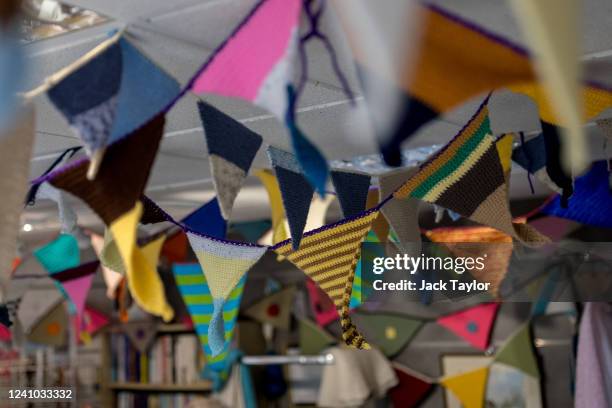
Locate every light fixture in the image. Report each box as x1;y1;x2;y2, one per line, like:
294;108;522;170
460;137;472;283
22;223;33;232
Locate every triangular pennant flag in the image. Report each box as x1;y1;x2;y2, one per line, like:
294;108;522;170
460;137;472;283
494;322;540;378
366;189;390;242
0;108;34;282
25;301;68;347
541;161;612;227
141;194;170;224
198;101;262;220
331;170;371;218
274;210;379;349
379;169;421;252
182;197;227;239
510;0;585;171
437;303;499;350
34;233;81;274
18;290;63;334
244;286;296;329
393;102;548;245
306;278;340;327
255;169;288;245
47;37;180;156
49;261;98;330
173;263;246;388
425;226;513;296
268;147;314;249
109;202;174;321
124;321;157;354
298;318;336;355
82;306;109;336
0;324;11;342
186;232;266;356
389;364;433;408
35;183;78;234
90;233;123;299
230;220;272;243
356;312;423;357
100;228;125;273
47;114;165;226
441;366;489;408
161;231;189;264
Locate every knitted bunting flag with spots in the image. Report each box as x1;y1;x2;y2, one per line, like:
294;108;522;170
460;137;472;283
330;170;371;218
273;210;379;349
393;102;548;245
267;147;314;249
173;263;245;388
437;303;499;350
26;301;68;347
186;233;266;356
47;37;179;157
198;101;262;220
244;286;296;329
47;114;165;226
356;312;423;357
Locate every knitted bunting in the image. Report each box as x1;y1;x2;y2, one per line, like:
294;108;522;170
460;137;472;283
274;210;379;349
109;202;174;321
330;170;371;218
244;286;295;329
511;133;562;194
541;161;612;227
34;233;80;274
124;321;157;354
25;301;68;347
267;147;314;249
440;366;489;408
47;114;165;226
82;306;110;337
18;290;63;334
186;232;266;355
90;233;123;299
510;0;585;171
356;312;423;357
198;101;262;220
379;169;421;252
35;183;78;234
393;102;548;245
47;37;179;159
48;261;99;332
173;263;246;387
298;318;336;355
306;278;339;327
182;197;227;239
437;303;499;350
389;364;434;408
100;229;125;273
494;322;540;378
0;108;34;284
255;169;288;245
366;189;390;242
161;231;189;264
425;226;513;296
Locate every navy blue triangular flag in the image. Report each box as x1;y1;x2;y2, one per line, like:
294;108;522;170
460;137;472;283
198;101;262;220
331;170;371;218
182;197;227;239
267;147;314;249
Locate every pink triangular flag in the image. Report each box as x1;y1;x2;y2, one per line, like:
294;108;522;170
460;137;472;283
50;261;98;331
83;307;109;335
437;303;499;350
0;324;11;342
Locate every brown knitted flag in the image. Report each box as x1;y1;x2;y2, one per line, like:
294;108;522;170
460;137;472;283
274;210;378;349
394;103;548;245
50;114;165;225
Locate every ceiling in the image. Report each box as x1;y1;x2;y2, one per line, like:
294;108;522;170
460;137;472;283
20;0;612;244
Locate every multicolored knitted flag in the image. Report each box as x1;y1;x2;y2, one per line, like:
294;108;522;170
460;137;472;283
273;210;379;349
48;261;99;333
182;197;227;240
47;36;179;161
330;170;371;218
0;109;34;284
26;301;68;347
356;312;423;357
109;202;174;322
47;114;166;226
541;161;612;228
17;290;63;334
198;101;262;220
267;147;314;250
186;232;266;355
173;263;246;388
190;0;328;195
437;303;499;351
255;169;289;245
34;233;81;274
393;102;548;245
440;366;489;408
244;286;296;329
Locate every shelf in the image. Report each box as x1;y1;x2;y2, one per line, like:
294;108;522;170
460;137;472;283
107;381;212;393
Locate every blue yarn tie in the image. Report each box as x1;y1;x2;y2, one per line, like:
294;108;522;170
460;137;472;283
208;298;226;357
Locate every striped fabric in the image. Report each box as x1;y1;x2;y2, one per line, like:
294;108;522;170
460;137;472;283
394;102;548;245
173;263;246;388
274;210;378;349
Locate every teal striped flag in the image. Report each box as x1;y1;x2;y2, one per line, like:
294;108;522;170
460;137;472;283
172;263;246;389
